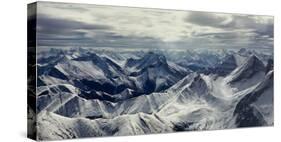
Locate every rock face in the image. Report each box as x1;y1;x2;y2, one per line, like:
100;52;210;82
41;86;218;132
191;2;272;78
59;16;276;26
234;71;273;127
266;59;273;73
36;48;274;140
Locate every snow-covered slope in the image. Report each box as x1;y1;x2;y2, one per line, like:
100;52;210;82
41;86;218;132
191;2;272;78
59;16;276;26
37;51;190;102
226;55;266;91
124;52;190;93
37;111;173;140
233;71;273;127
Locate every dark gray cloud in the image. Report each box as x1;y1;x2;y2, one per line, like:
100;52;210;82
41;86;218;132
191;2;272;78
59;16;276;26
186;12;273;38
37;14;164;48
186;12;229;28
37;14;112;40
185;12;273;49
37;14;117;46
36;2;273;50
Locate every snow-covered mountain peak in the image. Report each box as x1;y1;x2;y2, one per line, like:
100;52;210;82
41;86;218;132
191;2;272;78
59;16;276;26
73;52;101;62
169;73;208;97
227;55;265;83
245;55;265;69
125;52;168;71
169;73;198;92
189;74;207;89
238;48;248;55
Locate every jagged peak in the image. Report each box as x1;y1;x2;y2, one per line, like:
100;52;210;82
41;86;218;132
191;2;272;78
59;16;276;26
243;55;265;71
169;73;197;92
143;52;167;64
189;74;208;91
170;72;208;95
227;55;265;83
125;52;168;70
238;48;254;56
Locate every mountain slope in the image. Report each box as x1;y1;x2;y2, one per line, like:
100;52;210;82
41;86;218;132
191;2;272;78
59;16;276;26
226;55;266;91
233;71;273;127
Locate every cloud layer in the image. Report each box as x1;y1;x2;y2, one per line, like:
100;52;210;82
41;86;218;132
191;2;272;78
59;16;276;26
36;2;273;49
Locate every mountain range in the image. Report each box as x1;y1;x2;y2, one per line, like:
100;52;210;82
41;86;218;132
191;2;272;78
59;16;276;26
35;47;273;140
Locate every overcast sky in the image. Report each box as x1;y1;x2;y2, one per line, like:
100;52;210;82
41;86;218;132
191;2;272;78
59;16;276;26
36;2;273;50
